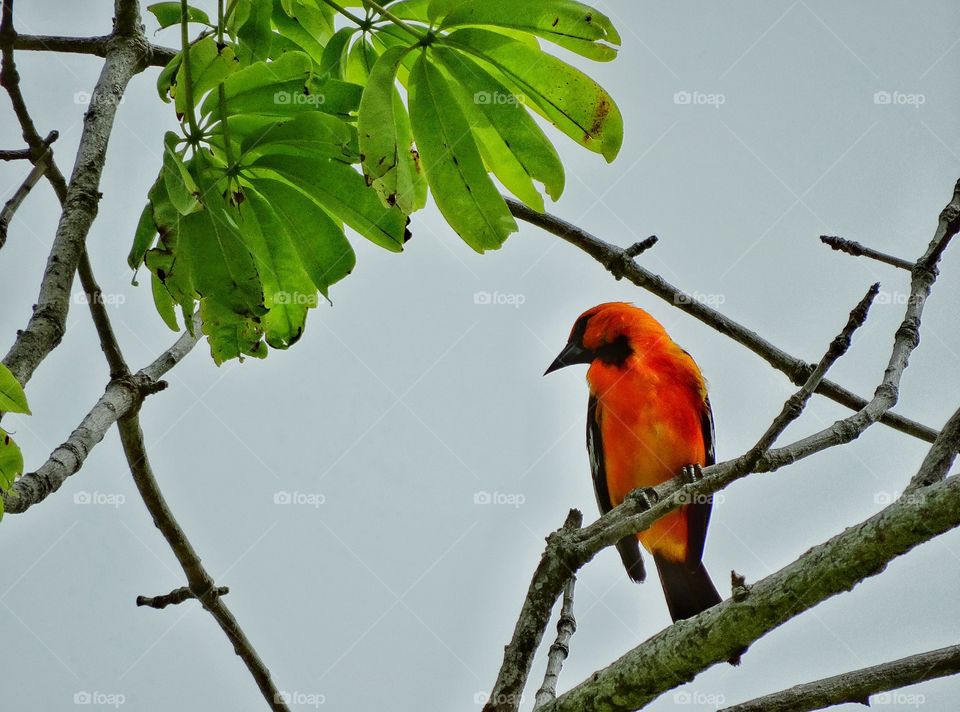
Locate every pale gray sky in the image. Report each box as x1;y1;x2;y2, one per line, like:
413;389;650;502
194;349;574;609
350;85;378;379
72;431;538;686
2;2;960;711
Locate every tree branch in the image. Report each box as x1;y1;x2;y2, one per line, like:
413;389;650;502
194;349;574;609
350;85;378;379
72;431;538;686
12;33;177;67
504;197;939;443
721;643;960;712
136;585;229;609
533;576;578;710
819;235;914;271
1;0;150;387
118;412;289;711
1;325;199;514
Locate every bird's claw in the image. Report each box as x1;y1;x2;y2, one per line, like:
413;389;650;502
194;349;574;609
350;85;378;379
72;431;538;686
637;487;659;510
681;463;704;484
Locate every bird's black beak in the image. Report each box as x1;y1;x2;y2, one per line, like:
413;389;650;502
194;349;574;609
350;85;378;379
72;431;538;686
544;342;593;375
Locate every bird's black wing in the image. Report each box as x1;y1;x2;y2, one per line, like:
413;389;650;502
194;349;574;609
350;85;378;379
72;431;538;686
684;394;716;569
588;394;646;583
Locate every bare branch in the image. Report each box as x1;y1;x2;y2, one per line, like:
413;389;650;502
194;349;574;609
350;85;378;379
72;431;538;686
504;196;938;443
721;644;960;712
0;138;53;248
905;407;960;494
820;235;914;271
12;33;177;68
1;324;199;514
483;510;582;712
118;413;289;711
1;0;150;387
137;585;229;610
533;576;577;710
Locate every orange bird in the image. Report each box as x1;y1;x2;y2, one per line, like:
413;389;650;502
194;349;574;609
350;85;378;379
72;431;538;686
546;302;721;621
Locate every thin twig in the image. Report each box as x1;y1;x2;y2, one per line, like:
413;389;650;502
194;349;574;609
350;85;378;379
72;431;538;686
118;413;289;711
721;643;960;712
533;576;577;710
820;235;914;271
137;585;229;609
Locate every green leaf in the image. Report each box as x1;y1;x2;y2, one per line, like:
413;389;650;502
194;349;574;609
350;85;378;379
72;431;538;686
444;28;623;162
345;38;378;84
358;45;425;214
235;0;274;64
250;154;409;252
440;0;620;61
0;429;24;492
175;37;239;121
238;188;317;348
157;51;182;103
0;364;30;414
250;178;356;298
408;52;517;252
147;2;211;29
383;0;430;22
432;46;565;204
179;185;265;317
202;51;313;118
162;134;200;215
151;272;180;331
272;0;332;64
129;201;159;270
199;298;267;364
319;27;356;80
235;112;357;163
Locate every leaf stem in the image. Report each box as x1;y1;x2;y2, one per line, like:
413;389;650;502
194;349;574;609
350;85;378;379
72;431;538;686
317;0;367;26
361;0;426;41
179;0;201;142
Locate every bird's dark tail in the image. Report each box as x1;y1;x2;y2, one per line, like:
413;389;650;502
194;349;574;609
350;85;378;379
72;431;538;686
654;556;722;622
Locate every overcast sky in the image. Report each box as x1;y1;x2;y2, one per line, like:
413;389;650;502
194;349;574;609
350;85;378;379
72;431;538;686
2;2;960;711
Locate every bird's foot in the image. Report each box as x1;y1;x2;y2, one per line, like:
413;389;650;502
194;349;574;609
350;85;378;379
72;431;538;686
636;487;659;510
680;463;704;484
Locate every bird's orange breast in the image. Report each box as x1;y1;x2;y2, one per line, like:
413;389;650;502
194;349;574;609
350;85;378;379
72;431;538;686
588;350;707;562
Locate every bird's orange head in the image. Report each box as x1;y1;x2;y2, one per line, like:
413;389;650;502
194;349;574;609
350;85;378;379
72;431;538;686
544;302;673;375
